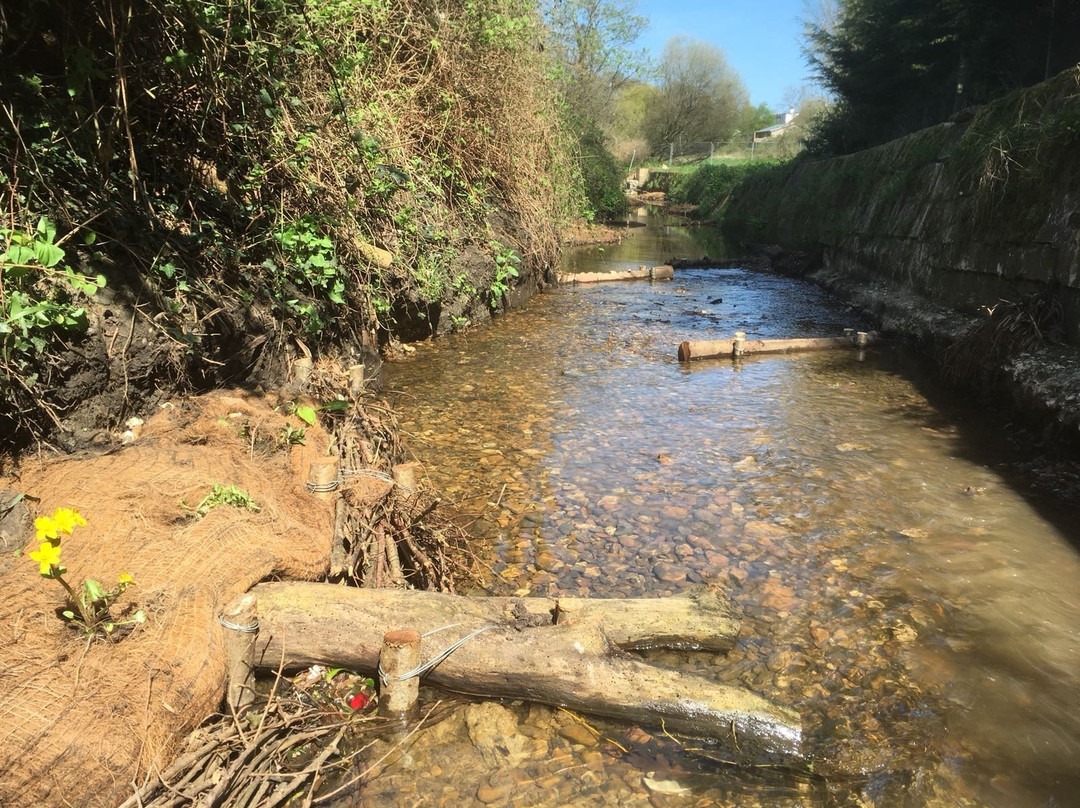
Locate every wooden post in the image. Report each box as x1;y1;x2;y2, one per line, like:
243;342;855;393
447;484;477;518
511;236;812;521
392;462;419;494
220;593;258;714
379;629;421;715
348;364;365;398
307;458;339;497
733;331;746;357
855;331;869;348
292;357;313;385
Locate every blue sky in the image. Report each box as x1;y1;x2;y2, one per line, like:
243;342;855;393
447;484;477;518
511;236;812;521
631;0;820;111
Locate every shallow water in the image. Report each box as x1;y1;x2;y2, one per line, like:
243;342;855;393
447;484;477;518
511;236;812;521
364;213;1080;808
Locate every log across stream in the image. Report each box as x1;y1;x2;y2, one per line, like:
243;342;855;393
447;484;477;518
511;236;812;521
244;583;803;764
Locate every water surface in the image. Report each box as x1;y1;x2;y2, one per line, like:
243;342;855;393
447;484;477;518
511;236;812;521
369;213;1080;808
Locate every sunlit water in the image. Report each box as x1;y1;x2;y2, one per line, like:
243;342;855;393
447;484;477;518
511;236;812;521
362;212;1080;808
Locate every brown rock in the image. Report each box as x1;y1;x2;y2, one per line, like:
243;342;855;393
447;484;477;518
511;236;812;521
558;722;598;747
477;781;511;804
652;562;689;582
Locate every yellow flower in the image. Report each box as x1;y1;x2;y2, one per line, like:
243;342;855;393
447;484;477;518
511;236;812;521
34;508;87;542
29;541;62;576
35;516;59;542
118;572;135;585
52;508;87;535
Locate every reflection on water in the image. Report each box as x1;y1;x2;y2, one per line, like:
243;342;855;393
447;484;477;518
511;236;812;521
370;218;1080;808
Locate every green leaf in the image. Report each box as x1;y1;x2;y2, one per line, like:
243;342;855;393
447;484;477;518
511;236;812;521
295;405;317;426
63;270;103;296
3;244;35;266
36;217;57;244
83;231;97;246
83;578;106;603
34;239;63;264
320;399;351;412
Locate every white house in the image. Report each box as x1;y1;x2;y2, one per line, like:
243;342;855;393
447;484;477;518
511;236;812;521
753;108;798;142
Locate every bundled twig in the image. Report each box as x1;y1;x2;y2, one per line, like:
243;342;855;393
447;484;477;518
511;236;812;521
119;697;377;808
327;398;480;592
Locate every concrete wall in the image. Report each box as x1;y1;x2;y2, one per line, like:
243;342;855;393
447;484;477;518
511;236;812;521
722;68;1080;345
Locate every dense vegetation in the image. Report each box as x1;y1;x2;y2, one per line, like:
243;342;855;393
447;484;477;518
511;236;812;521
0;0;578;447
806;0;1080;154
668;161;781;222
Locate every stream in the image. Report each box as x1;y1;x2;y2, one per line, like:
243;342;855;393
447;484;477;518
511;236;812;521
353;211;1080;808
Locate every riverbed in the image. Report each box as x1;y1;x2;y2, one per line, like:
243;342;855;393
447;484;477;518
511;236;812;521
361;212;1080;808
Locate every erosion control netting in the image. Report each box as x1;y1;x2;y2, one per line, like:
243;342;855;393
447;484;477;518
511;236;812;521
0;391;341;808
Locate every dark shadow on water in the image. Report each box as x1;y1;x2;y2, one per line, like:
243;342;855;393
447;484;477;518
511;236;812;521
863;346;1080;551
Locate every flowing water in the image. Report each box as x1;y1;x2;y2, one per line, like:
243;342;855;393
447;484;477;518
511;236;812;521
355;211;1080;808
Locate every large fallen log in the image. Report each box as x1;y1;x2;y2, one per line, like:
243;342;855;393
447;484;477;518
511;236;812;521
559;264;674;284
678;332;876;362
249;583;802;762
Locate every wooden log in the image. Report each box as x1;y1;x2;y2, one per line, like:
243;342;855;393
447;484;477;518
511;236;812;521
558;264;674;285
678;333;877;362
254;584;738;655
251;583;800;761
554;587;738;652
559;267;651;284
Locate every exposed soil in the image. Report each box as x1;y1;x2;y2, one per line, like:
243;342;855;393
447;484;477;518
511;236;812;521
562;219;631;247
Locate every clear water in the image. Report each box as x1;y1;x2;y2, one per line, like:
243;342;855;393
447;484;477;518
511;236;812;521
369;212;1080;808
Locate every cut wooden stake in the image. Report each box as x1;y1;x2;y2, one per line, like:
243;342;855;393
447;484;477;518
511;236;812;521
292;357;312;384
348;364;365;397
306;458;339;497
220;593;258;714
380;629;421;715
391;462;419;493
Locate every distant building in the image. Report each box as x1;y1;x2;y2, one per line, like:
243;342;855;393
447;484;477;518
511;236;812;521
753;108;798;142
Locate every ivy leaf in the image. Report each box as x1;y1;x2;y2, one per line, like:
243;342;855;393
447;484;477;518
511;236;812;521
3;244;36;266
63;270;103;296
35;241;65;268
36;217;57;244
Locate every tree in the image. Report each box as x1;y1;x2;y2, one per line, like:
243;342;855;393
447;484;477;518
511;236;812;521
542;0;648;130
642;37;749;156
542;0;649;219
805;0;1080;154
735;102;776;141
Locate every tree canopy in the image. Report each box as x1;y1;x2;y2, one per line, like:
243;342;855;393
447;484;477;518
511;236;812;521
542;0;649;219
542;0;647;129
806;0;1080;154
642;37;749;154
